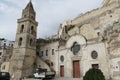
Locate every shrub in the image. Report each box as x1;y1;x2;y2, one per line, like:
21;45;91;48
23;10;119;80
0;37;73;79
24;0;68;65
83;68;105;80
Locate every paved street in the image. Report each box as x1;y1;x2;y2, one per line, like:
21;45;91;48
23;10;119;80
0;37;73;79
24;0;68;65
54;78;82;80
24;78;82;80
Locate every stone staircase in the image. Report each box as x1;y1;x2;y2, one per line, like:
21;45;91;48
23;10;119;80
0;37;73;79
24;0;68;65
36;56;50;71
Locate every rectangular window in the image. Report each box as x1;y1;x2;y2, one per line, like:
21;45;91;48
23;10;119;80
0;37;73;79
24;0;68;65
52;49;54;55
0;52;2;56
92;64;99;69
4;43;6;48
41;51;43;57
46;50;48;56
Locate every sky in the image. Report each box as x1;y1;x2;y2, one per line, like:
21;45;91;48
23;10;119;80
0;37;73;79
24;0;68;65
0;0;103;41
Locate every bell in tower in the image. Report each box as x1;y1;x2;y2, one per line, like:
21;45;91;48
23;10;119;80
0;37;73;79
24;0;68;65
9;0;38;79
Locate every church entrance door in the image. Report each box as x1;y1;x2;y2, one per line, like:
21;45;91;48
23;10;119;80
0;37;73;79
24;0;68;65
73;60;80;78
60;66;64;77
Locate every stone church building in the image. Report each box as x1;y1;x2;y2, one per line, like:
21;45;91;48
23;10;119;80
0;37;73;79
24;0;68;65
38;0;120;80
4;0;120;80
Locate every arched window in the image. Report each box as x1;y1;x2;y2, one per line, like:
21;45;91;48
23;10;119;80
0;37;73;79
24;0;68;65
46;50;48;56
71;42;80;55
30;39;33;46
31;16;34;19
31;26;34;34
18;37;22;46
20;25;24;33
24;15;26;18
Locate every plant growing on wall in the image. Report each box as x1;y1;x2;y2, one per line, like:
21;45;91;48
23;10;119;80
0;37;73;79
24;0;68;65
83;68;105;80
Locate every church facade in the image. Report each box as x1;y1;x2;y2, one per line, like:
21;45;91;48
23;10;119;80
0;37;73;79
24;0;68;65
38;0;120;80
8;0;120;80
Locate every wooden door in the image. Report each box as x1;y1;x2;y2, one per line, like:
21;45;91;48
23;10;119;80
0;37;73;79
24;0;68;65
60;66;64;77
73;61;80;78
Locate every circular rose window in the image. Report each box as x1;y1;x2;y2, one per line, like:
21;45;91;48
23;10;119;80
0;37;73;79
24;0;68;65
91;51;98;59
60;55;64;62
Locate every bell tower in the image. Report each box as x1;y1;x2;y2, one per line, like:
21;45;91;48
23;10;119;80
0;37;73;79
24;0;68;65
10;0;38;79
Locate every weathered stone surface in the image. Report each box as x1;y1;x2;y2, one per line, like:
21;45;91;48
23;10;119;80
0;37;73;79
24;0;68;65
4;0;120;80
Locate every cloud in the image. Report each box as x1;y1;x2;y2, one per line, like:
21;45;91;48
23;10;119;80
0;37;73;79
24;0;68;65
0;0;103;40
0;3;9;13
36;0;103;38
